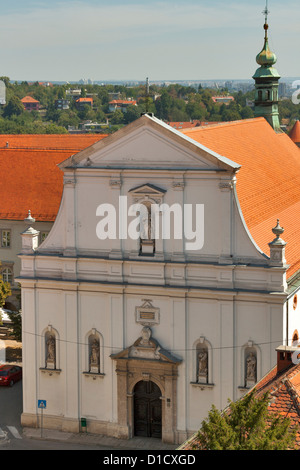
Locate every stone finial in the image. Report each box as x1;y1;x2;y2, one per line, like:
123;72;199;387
268;219;287;266
271;219;284;240
24;210;35;225
21;210;39;254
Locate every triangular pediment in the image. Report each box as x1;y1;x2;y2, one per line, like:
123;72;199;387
110;327;182;364
129;183;166;196
59;114;240;172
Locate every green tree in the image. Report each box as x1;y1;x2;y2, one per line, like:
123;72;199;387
0;269;12;325
195;389;297;450
3;95;24;118
7;310;22;342
110;109;124;125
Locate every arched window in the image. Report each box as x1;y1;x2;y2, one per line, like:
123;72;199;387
258;90;263;101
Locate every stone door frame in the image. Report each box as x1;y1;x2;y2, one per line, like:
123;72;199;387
113;357;179;444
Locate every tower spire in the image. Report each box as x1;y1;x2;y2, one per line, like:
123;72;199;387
252;1;282;133
263;0;269;27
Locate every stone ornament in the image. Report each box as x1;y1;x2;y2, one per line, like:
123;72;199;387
246;352;257;386
197;349;208;383
89;337;100;373
46;334;56;370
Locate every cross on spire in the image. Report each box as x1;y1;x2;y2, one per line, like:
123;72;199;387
263;0;269;25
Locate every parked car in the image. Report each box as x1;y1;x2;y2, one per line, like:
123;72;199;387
0;365;22;386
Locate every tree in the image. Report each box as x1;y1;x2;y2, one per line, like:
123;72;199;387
0;268;12;325
3;96;24;118
110;109;124;125
7;310;22;342
195;389;297;450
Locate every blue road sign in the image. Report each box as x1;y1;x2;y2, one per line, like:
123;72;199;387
38;400;47;409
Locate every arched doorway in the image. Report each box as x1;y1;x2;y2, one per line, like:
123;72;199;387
134;381;162;438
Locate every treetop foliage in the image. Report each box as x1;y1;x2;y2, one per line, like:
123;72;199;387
0;77;298;134
195;389;298;450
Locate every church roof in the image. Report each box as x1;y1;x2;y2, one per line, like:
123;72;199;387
289;120;300;144
182;118;300;279
0;134;107;222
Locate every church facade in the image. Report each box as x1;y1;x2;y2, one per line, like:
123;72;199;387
18;114;293;444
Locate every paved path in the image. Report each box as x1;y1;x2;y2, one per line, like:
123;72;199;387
22;427;178;450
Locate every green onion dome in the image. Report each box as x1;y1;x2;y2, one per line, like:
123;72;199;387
256;24;277;66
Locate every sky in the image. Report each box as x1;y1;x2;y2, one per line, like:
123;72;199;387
0;0;299;82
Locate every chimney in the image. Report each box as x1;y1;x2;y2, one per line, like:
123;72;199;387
276;345;300;373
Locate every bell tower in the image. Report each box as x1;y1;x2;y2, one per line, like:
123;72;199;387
253;1;281;132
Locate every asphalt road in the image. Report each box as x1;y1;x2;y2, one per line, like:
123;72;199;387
0;379;115;451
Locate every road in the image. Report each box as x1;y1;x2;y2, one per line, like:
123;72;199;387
0;379;116;451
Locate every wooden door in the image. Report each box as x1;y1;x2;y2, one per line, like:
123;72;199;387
134;381;162;438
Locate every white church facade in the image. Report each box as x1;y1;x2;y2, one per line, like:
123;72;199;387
18;114;294;444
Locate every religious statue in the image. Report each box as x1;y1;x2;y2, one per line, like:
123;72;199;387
140;205;152;240
246;352;257;384
197;349;208;383
46;334;56;369
90;338;100;373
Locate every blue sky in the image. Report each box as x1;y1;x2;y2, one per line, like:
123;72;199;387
0;0;299;82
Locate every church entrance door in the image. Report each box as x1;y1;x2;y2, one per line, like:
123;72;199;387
134;381;162;438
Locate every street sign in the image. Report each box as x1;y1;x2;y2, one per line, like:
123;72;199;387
38;400;47;438
38;400;46;409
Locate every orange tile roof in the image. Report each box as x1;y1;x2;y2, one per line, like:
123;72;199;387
182;118;300;279
109;100;137;105
0;134;107;222
289;120;300;143
21;96;40;103
76;97;93;103
167;121;221;130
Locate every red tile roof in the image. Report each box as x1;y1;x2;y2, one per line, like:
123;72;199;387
0;134;107;222
167;121;221;130
109;100;137;106
21;96;40;104
289;120;300;144
76;97;93;103
182;118;300;279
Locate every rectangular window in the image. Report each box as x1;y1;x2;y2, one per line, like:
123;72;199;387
1;230;11;248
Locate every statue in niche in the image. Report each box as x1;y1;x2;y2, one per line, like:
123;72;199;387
46;334;56;369
246;352;257;385
90;338;100;373
197;349;208;383
139;202;153;241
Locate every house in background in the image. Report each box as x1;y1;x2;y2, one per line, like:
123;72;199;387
211;96;234;105
21;96;40;111
55;99;70;110
108;99;137;113
75;97;93;110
